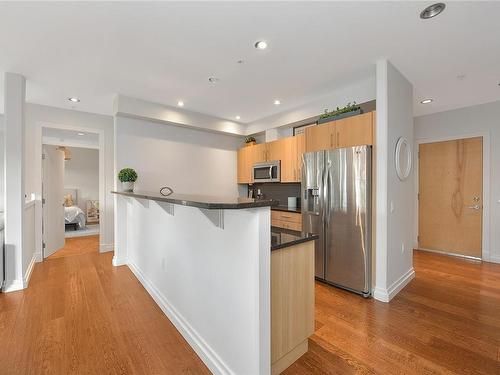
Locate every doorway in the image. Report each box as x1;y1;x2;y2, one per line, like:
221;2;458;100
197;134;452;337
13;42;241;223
38;125;104;259
418;137;483;258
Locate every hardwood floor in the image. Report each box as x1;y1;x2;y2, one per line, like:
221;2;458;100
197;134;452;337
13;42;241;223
0;249;210;374
48;234;100;259
1;247;499;374
285;250;500;375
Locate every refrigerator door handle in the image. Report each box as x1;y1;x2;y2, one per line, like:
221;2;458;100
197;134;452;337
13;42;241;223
325;162;332;225
321;167;328;224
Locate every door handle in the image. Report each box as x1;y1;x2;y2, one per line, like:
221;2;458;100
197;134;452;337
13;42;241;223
269;166;273;179
467;205;481;210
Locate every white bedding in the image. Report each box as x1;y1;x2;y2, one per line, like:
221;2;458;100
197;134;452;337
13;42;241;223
64;206;86;228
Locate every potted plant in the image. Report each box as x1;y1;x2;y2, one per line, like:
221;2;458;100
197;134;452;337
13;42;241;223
118;168;138;192
317;102;362;124
245;136;256;147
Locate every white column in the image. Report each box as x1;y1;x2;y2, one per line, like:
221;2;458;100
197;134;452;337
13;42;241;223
3;72;26;292
374;60;389;300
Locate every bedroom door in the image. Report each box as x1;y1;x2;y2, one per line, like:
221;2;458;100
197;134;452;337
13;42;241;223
42;145;65;257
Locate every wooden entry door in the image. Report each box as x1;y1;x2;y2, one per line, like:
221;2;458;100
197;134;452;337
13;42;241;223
418;137;483;258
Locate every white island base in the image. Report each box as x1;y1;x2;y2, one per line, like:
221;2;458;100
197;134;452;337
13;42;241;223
114;194;272;375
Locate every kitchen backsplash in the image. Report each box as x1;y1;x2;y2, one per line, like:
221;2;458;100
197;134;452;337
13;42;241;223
249;183;301;207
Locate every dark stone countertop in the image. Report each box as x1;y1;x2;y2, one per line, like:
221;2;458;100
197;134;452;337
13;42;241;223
271;205;301;214
271;227;318;251
112;190;278;210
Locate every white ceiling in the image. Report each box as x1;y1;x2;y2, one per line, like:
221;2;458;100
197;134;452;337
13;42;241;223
0;2;499;122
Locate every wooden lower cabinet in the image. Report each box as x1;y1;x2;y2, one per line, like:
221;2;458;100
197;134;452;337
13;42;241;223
271;211;302;231
271;241;315;374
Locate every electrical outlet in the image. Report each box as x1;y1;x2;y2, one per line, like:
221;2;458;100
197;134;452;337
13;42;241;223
401;243;405;254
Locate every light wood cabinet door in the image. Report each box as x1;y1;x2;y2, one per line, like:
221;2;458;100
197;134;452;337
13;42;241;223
333;112;374;148
252;143;268;164
305;122;334;152
295;134;306;182
237;146;255;184
272;138;295;182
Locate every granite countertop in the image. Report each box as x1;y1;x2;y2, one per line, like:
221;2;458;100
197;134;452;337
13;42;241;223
112;190;278;210
271;205;301;214
271;226;318;251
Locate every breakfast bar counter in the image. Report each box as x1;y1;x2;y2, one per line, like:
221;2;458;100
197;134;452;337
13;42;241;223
112;190;315;375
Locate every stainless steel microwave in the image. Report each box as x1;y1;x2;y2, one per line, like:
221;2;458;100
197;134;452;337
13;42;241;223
253;160;281;182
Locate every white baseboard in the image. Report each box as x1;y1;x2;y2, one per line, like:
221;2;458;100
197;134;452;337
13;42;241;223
489;253;500;264
100;243;114;253
34;251;43;262
373;267;415;303
23;254;36;288
112;255;128;266
2;278;24;292
2;254;37;292
127;260;233;375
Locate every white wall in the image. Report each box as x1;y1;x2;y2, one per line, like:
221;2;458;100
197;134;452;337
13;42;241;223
245;75;376;135
374;60;415;302
64;147;99;213
24;103;114;256
0;114;3;211
414;100;500;264
114;115;244;195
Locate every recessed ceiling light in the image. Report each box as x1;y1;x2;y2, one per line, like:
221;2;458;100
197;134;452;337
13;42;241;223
274;99;281;106
254;40;268;50
208;77;220;83
177;100;184;107
420;3;446;19
420;99;433;104
68;97;80;103
235;115;241;120
77;132;85;136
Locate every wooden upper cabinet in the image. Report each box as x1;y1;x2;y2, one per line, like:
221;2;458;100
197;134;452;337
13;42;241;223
237;112;374;184
278;137;295;183
295;134;306;182
237;147;252;184
252;143;268;164
305;122;334;152
334;112;374;148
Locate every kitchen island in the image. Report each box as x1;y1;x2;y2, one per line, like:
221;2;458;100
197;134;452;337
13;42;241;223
112;190;316;375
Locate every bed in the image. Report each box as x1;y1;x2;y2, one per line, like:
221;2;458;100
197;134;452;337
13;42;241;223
64;189;86;230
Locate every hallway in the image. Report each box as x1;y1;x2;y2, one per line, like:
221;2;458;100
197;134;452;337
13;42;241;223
0;245;499;374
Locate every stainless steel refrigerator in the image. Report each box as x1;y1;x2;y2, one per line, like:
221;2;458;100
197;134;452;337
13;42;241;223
301;146;371;297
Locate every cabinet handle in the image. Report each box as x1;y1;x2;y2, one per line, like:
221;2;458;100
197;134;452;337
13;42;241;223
330;133;333;148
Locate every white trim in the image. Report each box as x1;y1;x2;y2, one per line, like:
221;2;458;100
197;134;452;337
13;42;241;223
34;251;43;262
2;279;24;292
127;260;234;375
417;247;482;261
35;122;107;259
414;132;491;262
23;253;36;288
3;253;37;292
100;243;114;252
112;255;128;267
373;267;415;303
42;136;99;150
488;253;500;264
